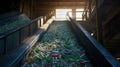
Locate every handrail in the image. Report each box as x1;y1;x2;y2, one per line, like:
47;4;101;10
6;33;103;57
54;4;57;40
0;16;54;67
0;16;42;39
0;12;53;55
67;15;120;67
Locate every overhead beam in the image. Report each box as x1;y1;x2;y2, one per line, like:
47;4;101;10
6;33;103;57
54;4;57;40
37;2;85;6
36;0;86;2
37;6;84;9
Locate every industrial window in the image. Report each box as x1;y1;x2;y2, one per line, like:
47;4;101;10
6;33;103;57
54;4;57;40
76;9;84;20
56;9;72;19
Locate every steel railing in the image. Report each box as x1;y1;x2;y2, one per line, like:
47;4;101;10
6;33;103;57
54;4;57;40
0;13;53;56
67;15;120;67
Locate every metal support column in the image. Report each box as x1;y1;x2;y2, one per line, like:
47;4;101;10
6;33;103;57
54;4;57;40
20;0;25;13
95;0;103;44
30;0;33;19
72;8;76;19
3;37;6;54
88;0;92;17
85;10;88;20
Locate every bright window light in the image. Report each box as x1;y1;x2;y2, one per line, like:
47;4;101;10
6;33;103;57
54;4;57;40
56;9;72;19
76;8;84;20
76;8;84;11
76;12;83;18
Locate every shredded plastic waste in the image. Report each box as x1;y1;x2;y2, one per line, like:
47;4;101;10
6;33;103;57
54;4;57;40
21;21;92;67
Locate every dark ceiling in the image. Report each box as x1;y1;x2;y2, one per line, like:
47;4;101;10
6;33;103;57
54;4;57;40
0;0;21;14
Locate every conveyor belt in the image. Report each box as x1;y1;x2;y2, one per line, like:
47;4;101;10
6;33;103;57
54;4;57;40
0;19;119;67
21;21;92;67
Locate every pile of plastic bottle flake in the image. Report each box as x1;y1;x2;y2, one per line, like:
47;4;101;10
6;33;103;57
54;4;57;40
21;21;92;67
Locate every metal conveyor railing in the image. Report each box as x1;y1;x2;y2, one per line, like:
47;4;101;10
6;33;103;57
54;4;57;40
67;16;120;67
